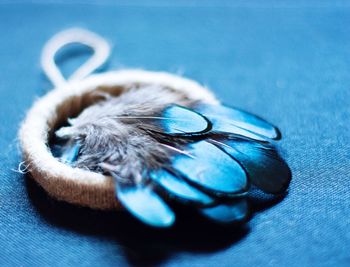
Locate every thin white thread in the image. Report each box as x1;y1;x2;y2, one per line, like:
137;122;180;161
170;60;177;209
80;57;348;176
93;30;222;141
41;28;111;87
12;161;30;174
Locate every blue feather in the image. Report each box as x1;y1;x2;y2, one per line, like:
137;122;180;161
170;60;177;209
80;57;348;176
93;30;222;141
199;198;249;224
115;184;175;228
194;104;281;140
59;141;81;164
155;104;211;136
211;136;291;194
170;140;248;196
150;169;214;206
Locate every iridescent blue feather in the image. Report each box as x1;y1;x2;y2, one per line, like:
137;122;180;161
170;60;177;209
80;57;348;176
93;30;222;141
52;89;290;227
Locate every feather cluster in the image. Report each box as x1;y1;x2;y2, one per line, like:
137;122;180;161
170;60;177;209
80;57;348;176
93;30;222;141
52;85;291;227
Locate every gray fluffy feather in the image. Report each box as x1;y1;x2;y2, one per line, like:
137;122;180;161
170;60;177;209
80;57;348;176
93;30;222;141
56;85;195;185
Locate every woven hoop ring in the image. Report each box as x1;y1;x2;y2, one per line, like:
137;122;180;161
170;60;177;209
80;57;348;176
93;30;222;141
19;68;219;209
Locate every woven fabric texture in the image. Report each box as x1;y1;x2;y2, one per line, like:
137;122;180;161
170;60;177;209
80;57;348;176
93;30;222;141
0;1;349;266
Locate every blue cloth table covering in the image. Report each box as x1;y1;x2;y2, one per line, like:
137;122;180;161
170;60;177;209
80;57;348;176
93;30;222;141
0;1;349;266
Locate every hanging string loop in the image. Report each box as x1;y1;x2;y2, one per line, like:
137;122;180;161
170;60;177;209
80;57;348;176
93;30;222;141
41;28;111;87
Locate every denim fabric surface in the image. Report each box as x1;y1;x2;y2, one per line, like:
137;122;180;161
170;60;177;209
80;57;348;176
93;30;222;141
0;1;349;266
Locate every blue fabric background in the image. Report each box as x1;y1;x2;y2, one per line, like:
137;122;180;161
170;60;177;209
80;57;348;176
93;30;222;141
0;1;349;266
